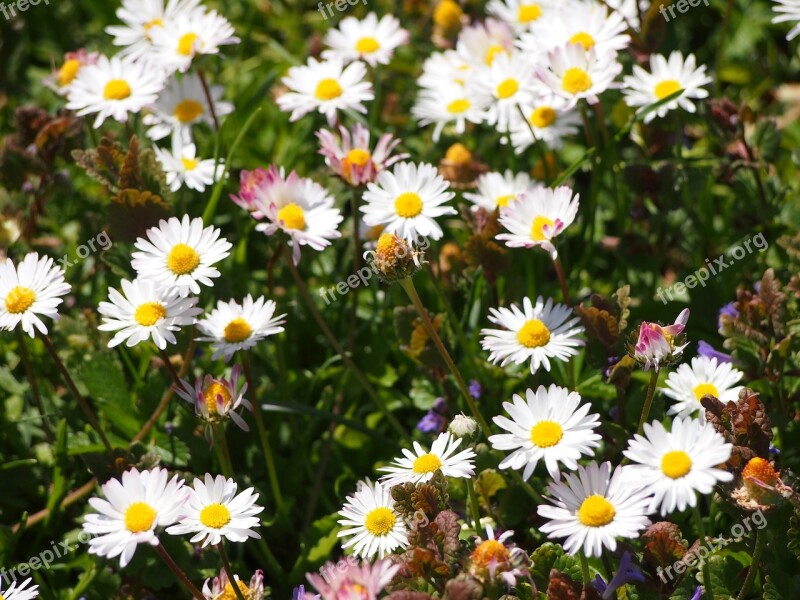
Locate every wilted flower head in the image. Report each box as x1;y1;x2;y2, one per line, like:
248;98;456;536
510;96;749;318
730;456;795;510
202;568;264;600
367;233;423;282
174;365;251;438
317;123;408;186
629;308;690;371
469;523;528;585
303;559;399;600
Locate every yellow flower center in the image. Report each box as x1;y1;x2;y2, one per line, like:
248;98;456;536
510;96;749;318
181;157;199;171
174;98;204;123
315;78;343;101
530;106;557;129
496;78;519;99
277;203;306;230
134;302;167;327
578;495;616;527
530;420;563;448
654;79;682;100
447;98;471;114
103;79;132;100
433;0;463;29
144;18;163;32
395;192;424;218
569;31;596;50
485;44;505;65
531;215;555;241
124;502;157;533
412;452;443;473
692;382;719;402
517;319;551;348
5;286;36;314
562;68;593;94
203;381;232;414
178;32;199;56
224;317;253;343
364;507;396;536
518;3;542;22
219;581;250;600
58;59;81;86
742;457;779;486
471;539;510;567
167;243;201;275
345;148;371;167
356;37;380;54
199;503;232;529
496;194;514;208
661;450;693;479
445;143;472;163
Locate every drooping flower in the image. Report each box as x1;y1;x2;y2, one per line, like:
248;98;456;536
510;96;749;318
630;308;690;371
174;365;251;434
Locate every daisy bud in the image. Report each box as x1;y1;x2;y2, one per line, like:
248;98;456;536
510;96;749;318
629;308;690;371
433;0;464;35
440;143;486;186
370;233;422;283
449;413;478;439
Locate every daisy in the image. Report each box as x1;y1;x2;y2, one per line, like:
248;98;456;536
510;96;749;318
131;215;232;297
622;52;712;123
489;385;602;480
105;0;203;60
508;98;581;153
316;123;408;186
537;461;653;557
322;13;409;67
303;560;400;600
534;43;622;109
470;524;528;585
143;73;234;143
772;0;800;40
45;49;100;96
463;170;533;212
83;467;187;568
0;578;38;600
174;365;251;433
412;84;487;142
630;308;690;371
166;473;263;547
496;185;580;259
361;162;457;243
623;417;734;515
455;18;515;68
65;55;165;128
277;57;374;126
248;166;343;265
155;142;224;192
196;295;286;362
203;569;264;600
337;480;409;559
606;0;651;29
417;50;471;92
0;253;70;338
481;296;585;374
230;167;272;213
661;356;744;418
379;431;476;486
487;0;559;31
97;278;201;350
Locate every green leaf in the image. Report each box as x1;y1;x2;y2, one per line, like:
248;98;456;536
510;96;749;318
474;469;506;508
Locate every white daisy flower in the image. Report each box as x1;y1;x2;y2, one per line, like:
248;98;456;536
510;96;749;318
489;384;602;480
361;162;457;243
97;278;201;350
623;417;734;515
44;49;100;96
143;73;233;144
481;296;585;374
417;50;471;92
316;123;408;187
412;84;487;142
463;170;533;212
175;366;251;434
337;480;409;559
772;0;800;40
496;185;579;259
65;55;165;128
622;52;712;123
537;461;653;557
166;474;263;547
455;18;515;68
379;431;476;486
0;253;71;338
131;215;232;297
196;295;286;362
662;356;744;418
248;166;343;265
277;57;374;126
0;578;38;600
487;0;559;31
508;98;581;153
155;142;224;192
534;43;622;109
83;467;187;568
322;13;409;67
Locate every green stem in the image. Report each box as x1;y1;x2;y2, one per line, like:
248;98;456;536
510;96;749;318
217;543;248;600
509;471;544;503
213;424;235;478
579;551;591;588
516;103;552;184
467;478;482;532
154;543;204;599
18;329;53;441
691;504;715;600
737;528;766;600
553;257;571;305
636;369;659;435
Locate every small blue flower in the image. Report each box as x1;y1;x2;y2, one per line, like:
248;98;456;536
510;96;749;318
592;552;645;600
697;340;733;364
468;379;482;399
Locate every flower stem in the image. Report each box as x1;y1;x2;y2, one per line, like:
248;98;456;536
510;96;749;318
197;68;220;131
553;256;571;306
467;478;482;531
691;504;715;600
398;277;491;438
217;543;248;600
347;187;362;353
40;334;113;453
737;528;766;600
213;424;235;478
154;543;204;600
636;369;659;436
159;348;183;388
579;550;591;588
18;330;53;441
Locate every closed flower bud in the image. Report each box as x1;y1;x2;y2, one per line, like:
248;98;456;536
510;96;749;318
449;413;478;439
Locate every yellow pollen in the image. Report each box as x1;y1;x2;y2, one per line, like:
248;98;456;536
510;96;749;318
485;44;505;65
518;3;542;22
395;192;423;218
174;99;204;123
364;507;396;536
433;0;463;30
654;79;682;100
356;37;380;54
376;232;404;259
224;317;253;343
445;143;472;164
517;319;551;348
199;503;231;529
167;243;200;275
134;302;167;327
345;148;371;168
447;98;471;114
315;78;343;101
5;286;36;314
531;215;555;241
569;31;596;50
742;457;779;486
178;32;199;56
103;79;132;100
124;502;157;533
471;539;510;567
578;495;616;527
661;450;692;479
496;78;519;99
530;106;557;129
219;581;250;600
693;382;719;402
181;157;199;171
530;420;563;448
58;59;81;87
562;68;593;95
412;452;443;473
277;203;306;230
496;194;514;208
203;381;232;414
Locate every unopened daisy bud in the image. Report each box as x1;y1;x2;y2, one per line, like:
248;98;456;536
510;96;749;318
445;143;472;164
440;143;485;187
629;308;690;371
433;0;464;35
370;233;422;282
449;413;478;439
